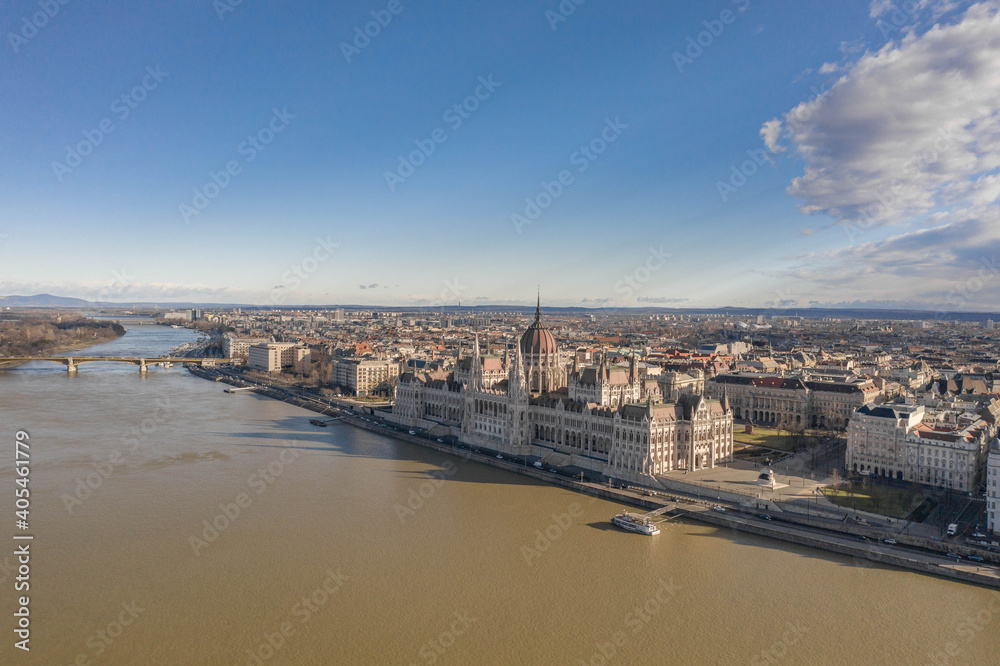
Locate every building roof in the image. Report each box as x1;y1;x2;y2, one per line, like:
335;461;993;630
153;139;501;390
519;296;558;356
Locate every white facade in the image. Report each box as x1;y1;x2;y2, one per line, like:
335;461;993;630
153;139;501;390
847;405;925;480
248;342;303;372
985;439;998;536
394;318;734;486
223;334;271;364
846;404;993;492
333;358;399;396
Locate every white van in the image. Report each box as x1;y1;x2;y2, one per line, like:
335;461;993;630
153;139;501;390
946;523;958;536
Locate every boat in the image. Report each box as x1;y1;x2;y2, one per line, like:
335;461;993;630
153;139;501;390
611;511;659;536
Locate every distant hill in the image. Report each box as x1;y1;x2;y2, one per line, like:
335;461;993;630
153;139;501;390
0;294;94;307
0;293;997;323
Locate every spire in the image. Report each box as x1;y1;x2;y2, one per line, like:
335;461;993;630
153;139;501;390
471;334;482;389
534;288;541;323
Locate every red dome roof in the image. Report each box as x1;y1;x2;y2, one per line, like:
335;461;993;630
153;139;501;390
520;322;558;355
520;297;558;355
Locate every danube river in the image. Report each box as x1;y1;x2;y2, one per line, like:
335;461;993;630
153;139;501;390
1;326;997;664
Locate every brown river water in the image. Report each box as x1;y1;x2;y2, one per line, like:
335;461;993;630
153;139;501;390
0;325;997;665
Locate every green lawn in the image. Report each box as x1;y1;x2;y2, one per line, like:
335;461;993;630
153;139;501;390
733;427;816;452
822;483;927;519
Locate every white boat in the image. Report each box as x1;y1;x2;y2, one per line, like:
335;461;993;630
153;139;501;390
612;511;659;536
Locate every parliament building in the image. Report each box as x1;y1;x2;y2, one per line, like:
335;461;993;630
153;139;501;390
391;300;734;485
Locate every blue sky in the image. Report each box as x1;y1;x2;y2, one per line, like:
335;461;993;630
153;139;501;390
2;0;998;311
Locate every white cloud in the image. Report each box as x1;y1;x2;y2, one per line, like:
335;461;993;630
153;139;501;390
869;0;897;18
759;118;785;154
779;208;1000;310
771;1;1000;228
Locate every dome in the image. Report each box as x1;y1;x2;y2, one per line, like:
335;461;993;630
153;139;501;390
520;297;558;356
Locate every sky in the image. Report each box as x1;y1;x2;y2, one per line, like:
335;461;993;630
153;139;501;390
1;0;998;311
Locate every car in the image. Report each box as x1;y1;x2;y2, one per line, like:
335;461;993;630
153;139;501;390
713;505;726;513
946;553;961;560
408;430;416;435
968;555;984;562
759;514;772;521
856;535;868;541
883;539;897;545
973;532;987;539
436;438;444;443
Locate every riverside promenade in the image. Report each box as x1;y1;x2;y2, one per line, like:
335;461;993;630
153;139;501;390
190;366;1000;590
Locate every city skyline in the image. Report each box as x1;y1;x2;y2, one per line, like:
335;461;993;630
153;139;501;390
3;1;999;311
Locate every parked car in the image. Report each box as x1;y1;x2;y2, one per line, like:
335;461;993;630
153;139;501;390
759;514;772;521
883;538;897;545
713;505;726;513
856;535;868;541
968;555;984;562
973;532;987;539
946;553;961;560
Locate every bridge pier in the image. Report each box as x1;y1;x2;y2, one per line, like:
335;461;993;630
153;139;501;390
66;358;77;373
139;359;148;374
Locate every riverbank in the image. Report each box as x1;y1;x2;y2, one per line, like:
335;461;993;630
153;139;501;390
190;366;1000;590
0;329;127;369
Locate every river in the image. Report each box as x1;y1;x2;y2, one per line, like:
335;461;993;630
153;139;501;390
0;325;997;665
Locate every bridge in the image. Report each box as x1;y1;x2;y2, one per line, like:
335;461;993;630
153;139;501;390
0;357;232;373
